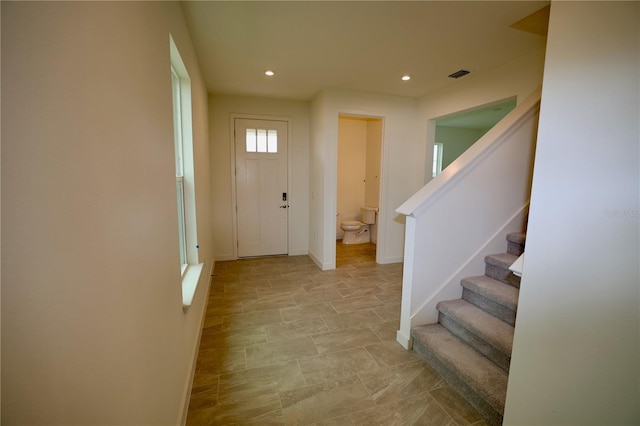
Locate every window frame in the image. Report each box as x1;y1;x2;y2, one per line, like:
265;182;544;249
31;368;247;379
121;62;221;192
170;35;200;296
432;142;443;177
171;65;189;274
169;36;198;279
245;127;279;153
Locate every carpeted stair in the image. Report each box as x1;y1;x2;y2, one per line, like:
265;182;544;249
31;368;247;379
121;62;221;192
411;232;525;426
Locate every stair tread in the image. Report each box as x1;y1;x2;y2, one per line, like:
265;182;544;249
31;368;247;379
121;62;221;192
506;232;526;245
461;275;519;311
484;253;519;268
412;324;508;414
436;299;514;355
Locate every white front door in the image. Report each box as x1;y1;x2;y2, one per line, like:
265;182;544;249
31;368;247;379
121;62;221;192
235;118;288;257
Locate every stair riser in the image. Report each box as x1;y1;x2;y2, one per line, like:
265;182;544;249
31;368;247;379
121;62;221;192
462;288;516;326
485;264;520;288
410;233;525;426
506;232;526;255
411;336;504;426
507;241;524;256
438;312;511;372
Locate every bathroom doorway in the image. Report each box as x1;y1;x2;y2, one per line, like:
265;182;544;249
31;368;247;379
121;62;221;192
336;115;383;264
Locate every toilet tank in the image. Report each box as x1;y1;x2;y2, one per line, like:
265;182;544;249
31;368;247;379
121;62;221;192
361;206;378;224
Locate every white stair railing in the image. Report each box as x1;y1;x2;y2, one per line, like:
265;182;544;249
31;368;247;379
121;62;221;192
396;88;541;349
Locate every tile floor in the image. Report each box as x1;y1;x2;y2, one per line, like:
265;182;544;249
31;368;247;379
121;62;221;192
186;242;487;425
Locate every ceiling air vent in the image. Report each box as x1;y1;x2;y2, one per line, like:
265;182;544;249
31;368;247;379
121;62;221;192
448;69;470;79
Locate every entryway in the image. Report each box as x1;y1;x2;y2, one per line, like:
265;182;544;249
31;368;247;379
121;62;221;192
234;118;288;257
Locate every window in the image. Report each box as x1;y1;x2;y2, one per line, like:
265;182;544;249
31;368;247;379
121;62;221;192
245;128;278;153
170;35;198;277
432;143;443;177
171;66;188;272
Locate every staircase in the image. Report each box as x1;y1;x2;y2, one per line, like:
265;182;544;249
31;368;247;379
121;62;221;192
411;232;525;426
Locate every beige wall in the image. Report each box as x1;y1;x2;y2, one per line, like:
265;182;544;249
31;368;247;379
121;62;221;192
309;92;329;265
209;95;310;259
1;2;212;424
504;2;639;424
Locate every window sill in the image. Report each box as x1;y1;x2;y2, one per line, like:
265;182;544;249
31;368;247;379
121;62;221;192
182;263;204;312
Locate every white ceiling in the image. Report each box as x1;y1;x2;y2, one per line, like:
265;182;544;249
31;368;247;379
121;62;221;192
181;1;548;101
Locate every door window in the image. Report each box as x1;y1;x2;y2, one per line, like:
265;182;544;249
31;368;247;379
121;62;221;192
246;128;278;153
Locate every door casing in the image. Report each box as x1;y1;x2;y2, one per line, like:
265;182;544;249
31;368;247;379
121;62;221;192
230;114;293;259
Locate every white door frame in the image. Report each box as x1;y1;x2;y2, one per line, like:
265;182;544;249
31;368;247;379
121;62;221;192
229;113;293;259
330;108;388;267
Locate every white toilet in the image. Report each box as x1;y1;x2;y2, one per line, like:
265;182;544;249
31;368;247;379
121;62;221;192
341;206;378;244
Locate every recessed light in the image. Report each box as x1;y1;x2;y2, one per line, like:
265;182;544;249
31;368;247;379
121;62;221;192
401;75;411;81
265;70;275;76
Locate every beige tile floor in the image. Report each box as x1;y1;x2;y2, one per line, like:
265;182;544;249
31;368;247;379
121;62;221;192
186;242;487;425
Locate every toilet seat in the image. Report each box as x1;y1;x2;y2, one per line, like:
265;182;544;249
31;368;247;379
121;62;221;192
340;220;363;231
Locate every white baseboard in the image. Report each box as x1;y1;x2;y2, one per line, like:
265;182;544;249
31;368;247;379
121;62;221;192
396;330;413;350
308;251;335;270
308;251;322;269
214;254;236;261
288;249;308;256
179;261;213;425
216;251;308;261
378;256;403;264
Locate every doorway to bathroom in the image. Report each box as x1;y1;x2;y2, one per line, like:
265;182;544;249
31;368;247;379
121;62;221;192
336;115;383;263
